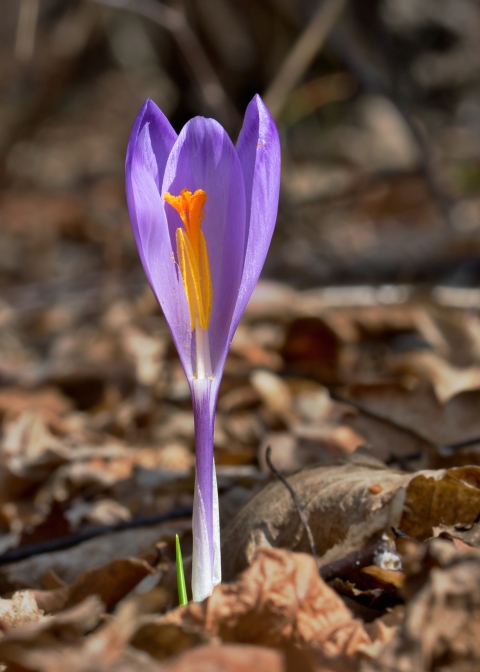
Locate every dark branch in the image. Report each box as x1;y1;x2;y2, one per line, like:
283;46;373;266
0;505;192;565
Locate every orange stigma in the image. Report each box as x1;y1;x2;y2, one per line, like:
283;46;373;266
164;188;212;332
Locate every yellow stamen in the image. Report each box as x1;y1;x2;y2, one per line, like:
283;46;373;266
165;189;212;332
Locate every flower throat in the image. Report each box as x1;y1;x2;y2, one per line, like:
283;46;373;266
164;188;212;379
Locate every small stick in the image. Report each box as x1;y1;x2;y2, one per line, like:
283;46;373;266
265;446;320;566
15;0;39;63
0;505;192;565
264;0;348;118
87;0;240;130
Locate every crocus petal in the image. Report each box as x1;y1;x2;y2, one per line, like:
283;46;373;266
126;99;177;272
162;117;247;378
126;109;193;378
230;95;281;341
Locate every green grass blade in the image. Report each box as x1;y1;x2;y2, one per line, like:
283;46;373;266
175;534;188;606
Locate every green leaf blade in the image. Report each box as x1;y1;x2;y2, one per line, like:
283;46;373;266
175;533;188;606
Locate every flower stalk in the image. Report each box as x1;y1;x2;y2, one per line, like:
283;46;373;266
126;95;280;601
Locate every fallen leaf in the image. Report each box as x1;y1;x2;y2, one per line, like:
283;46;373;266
0;387;72;419
0;596;103;652
365;539;480;671
149;548;372;660
221;455;480;580
250;370;292;416
0;596;160;672
34;557;155;613
393;350;480;403
0;591;44;631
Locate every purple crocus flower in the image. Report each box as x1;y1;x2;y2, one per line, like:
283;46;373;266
126;95;280;602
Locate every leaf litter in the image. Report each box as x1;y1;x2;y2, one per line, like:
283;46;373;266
3;278;480;671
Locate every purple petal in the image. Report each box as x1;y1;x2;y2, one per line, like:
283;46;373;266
126;101;178;268
230;95;280;340
126;99;177;188
161;118;247;377
126;107;193;378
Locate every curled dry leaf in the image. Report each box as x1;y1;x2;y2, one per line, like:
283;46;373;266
0;591;44;631
393;350;480;403
33;557;155;613
221;455;480;580
0;387;73;418
147;548;371;661
35;558;155;612
0;596;162;672
250;370;292;416
0;596;103;654
434;519;480;547
364;539;480;671
341;383;480;455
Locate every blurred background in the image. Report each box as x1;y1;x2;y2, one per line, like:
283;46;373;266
2;0;480;298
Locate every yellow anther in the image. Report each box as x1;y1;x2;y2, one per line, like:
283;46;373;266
165;189;212;331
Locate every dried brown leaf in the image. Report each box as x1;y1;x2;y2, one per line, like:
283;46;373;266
393;350;480;403
400;466;480;539
34;557;155;613
342;383;480;456
0;596;103;652
0;596;161;672
365;539;480;671
222;456;480;580
157;548;371;659
0;387;72;418
0;591;44;631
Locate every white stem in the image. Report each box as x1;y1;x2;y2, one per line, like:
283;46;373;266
191;458;221;602
195;326;212;379
212;462;221;587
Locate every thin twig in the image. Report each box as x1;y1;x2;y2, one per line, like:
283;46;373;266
15;0;39;63
0;505;192;565
264;0;348;118
86;0;240;131
265;446;320;566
